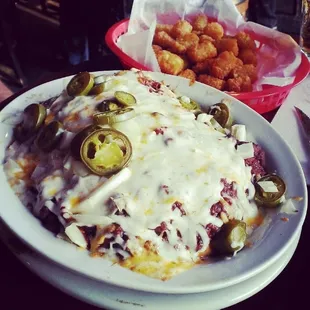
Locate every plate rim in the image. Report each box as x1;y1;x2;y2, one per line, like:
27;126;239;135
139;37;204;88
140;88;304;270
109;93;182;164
0;70;307;294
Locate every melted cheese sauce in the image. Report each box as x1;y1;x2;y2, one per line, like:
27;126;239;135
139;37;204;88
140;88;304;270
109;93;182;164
3;70;261;280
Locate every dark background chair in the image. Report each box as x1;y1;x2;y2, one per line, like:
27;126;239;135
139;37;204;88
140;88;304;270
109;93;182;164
276;0;302;37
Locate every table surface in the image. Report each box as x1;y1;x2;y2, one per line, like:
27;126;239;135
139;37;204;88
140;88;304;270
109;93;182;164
0;55;309;310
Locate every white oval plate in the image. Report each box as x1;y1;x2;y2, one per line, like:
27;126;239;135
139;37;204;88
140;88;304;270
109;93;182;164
0;71;307;294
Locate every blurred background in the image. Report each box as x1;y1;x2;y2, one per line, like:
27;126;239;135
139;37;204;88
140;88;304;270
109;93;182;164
0;0;303;94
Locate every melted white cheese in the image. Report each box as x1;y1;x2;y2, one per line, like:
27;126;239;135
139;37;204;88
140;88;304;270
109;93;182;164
4;70;259;268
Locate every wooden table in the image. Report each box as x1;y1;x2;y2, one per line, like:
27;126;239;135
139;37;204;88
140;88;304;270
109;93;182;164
0;55;308;310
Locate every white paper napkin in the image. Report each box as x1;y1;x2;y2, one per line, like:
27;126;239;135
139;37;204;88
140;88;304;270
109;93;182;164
271;76;310;184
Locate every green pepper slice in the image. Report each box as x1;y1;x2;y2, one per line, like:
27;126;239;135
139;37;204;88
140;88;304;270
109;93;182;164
178;96;201;112
115;91;136;106
209;118;226;134
80;128;132;176
210;219;247;255
14;103;47;141
89;83;105;96
67;72;94;97
93;108;136;125
35;121;64;152
70;124;102;160
97;100;120;112
208;102;232;128
254;174;286;208
23;103;47;131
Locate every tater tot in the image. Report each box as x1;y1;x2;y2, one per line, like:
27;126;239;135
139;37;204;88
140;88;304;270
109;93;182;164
226;76;252;92
153;31;187;54
235;58;244;67
199;34;215;43
210;51;240;79
171;20;193;38
152;19;259;93
243;64;257;82
230;64;257;82
241;76;253;92
156;50;185;75
176;33;199;50
235;32;256;50
203;22;224;40
180;54;190;69
152;44;162;54
215;38;239;56
192;59;215;74
192;14;208;31
156;24;173;35
178;69;197;85
198;74;225;90
238;49;257;66
229;65;245;79
226;77;242;92
153;31;173;48
192;30;203;36
187;41;217;63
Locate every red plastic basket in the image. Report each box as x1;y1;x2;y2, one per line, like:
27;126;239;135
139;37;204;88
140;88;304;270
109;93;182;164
106;18;310;114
